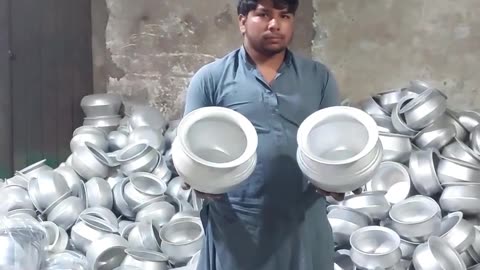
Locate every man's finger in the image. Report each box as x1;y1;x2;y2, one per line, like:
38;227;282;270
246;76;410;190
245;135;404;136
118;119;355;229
181;182;191;190
353;187;363;195
330;192;345;201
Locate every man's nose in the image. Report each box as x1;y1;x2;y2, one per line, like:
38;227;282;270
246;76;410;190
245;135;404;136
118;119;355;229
268;18;280;31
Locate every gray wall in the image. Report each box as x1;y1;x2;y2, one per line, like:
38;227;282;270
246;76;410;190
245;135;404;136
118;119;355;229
92;0;480;120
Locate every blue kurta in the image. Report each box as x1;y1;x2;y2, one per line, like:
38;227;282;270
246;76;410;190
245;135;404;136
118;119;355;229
184;46;340;270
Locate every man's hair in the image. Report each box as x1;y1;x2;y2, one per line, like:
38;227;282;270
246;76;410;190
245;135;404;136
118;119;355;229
237;0;299;16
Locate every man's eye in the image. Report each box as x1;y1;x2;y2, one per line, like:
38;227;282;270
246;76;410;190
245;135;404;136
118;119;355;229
258;13;267;17
282;14;291;19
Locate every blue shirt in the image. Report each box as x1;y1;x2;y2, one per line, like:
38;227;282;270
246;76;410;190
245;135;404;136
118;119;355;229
184;46;339;270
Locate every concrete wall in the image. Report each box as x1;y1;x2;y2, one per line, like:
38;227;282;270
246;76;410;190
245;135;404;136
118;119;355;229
92;0;480;120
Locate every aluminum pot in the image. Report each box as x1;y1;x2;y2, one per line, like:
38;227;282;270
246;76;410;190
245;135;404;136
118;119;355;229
388;195;441;242
365;161;411;204
349;226;402;269
86;234;128;270
433;212;476;254
440;184;480;215
402;88;448;130
172;107;258;194
117;143;159;176
159;217;204;265
327;205;371;248
412;236;466;270
378;132;412;163
297;106;382;192
409;149;443;196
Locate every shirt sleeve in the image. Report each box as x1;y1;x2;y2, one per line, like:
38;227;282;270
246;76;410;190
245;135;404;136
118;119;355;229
319;69;341;109
183;65;215;116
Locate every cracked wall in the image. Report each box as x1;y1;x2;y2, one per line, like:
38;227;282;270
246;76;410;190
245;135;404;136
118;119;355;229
93;0;480;118
312;0;480;109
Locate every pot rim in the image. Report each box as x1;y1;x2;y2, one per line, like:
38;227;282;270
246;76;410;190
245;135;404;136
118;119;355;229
297;106;379;165
176;106;258;169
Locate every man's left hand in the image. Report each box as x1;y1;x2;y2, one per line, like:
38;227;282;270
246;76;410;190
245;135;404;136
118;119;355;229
314;186;363;201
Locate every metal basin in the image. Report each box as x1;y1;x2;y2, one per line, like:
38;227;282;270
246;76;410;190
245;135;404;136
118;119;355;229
173;107;258;194
0;185;35;213
358;96;390;116
445;109;469;141
129;105;167;132
70;126;108;153
378;132;412;163
372;115;396;133
442;138;480;166
117;143;159;176
85;177;113;209
413;117;456;150
342;191;391;221
28;170;71;211
128;126;165;151
350;226;402;269
433;212;476;253
403;88;448;130
409;149;443;196
470;125;480;155
54;165;85;199
128;222;162;252
108;130;129;152
412;236;466;270
391;95;419;136
327;205;371;248
135;201;176;228
121;249;169;270
47;196;86;230
160;217;204;265
388;195;441;242
297;106;382;192
440;185;480;215
86;234;128;270
71;219;113;254
437;155;480;184
80;93;122;117
71;144;110;179
129;172;167;196
375;88;409;113
458;110;480;132
83;115;122;134
366;161;411;204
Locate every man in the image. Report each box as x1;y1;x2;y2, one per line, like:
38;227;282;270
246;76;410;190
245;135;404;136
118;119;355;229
183;0;346;269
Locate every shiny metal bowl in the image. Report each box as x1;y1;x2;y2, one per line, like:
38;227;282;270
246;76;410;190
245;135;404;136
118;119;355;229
433;212;476;253
388;195;441;242
413;236;466;270
403;88;448;130
440;185;480;215
437;155;480;184
342;191;391;221
378;132;412;163
327;205;371;248
350;226;402;269
80;93;122;117
413;117;456;150
366;161;411;204
458;110;480;132
409;149;443;196
442;138;480;166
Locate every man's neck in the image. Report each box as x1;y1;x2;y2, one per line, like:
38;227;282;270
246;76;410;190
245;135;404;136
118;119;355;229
243;43;286;70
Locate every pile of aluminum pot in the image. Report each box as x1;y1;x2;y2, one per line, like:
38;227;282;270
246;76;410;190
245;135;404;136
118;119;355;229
331;80;480;270
0;93;201;270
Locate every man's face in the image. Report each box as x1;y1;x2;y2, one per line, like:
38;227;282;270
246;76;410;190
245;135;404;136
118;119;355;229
239;0;295;55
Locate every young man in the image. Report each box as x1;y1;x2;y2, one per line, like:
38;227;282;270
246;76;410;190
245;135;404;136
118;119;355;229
184;0;344;269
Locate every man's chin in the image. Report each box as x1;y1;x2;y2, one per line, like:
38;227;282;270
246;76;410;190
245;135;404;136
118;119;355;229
262;45;287;55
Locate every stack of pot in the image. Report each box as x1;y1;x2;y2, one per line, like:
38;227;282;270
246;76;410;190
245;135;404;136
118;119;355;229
328;80;480;270
0;93;204;270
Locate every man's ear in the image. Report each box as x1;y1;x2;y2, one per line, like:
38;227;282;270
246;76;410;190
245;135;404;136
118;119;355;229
239;14;246;34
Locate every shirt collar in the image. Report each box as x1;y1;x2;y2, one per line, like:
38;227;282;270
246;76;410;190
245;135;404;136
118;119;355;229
239;45;293;70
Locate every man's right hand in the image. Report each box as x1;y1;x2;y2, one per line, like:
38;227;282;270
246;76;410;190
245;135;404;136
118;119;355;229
181;182;224;200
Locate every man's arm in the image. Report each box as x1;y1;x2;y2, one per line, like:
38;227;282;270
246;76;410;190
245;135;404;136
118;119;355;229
319;69;341;109
184;65;215;116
